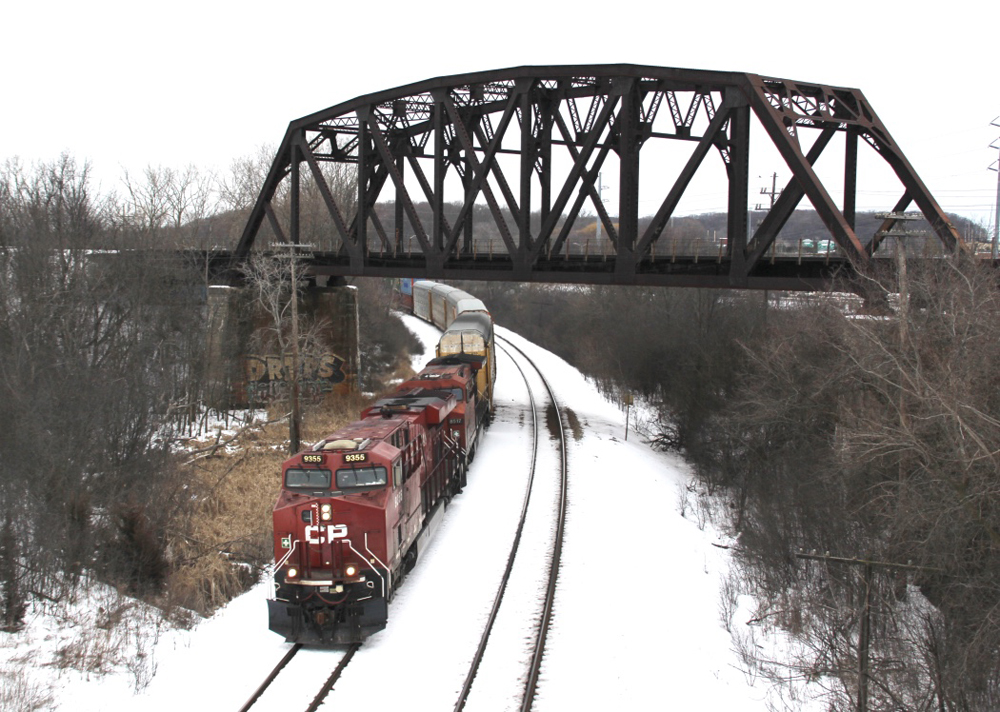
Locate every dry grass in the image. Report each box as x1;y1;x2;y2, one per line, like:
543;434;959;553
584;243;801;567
0;663;53;711
164;390;378;615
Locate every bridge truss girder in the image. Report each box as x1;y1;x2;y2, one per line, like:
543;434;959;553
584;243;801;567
235;65;963;290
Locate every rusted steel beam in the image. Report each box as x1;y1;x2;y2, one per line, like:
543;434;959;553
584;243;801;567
234;64;966;291
745;75;869;266
636;93;735;258
725;89;751;286
533;91;621;262
616;78;641;280
745;127;836;267
437;89;519;263
297;136;355;257
550;109;619;251
361;107;430;252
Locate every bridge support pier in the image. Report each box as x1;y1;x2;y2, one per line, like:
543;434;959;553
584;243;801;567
205;280;359;409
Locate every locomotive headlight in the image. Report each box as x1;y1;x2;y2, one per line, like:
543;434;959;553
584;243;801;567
287;567;298;579
320;503;332;521
345;564;357;577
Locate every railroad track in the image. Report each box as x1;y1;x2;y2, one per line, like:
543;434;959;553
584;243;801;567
237;642;359;712
240;335;567;712
455;335;568;712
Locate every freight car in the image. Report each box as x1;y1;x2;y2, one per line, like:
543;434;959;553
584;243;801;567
406;279;496;419
267;281;493;645
412;280;488;330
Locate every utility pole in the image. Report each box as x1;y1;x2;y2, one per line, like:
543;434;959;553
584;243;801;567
754;172;781;236
624;393;633;441
875;213;923;341
796;551;943;712
274;242;314;455
758;172;780;210
990;117;1000;259
756;173;781;312
595;172;609;248
876;213;922;479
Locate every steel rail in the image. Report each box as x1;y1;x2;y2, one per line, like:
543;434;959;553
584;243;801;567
499;337;568;712
454;343;541;712
236;643;301;712
303;643;360;712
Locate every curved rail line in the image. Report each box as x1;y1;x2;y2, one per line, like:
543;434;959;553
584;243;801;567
454;336;569;712
506;338;569;712
454;343;541;711
242;337;565;712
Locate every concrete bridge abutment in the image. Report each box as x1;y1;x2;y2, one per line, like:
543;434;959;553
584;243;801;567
205;278;359;409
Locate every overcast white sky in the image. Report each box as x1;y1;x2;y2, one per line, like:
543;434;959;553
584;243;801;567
2;0;996;226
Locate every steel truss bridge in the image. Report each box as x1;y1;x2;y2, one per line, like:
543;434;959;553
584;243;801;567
233;64;964;291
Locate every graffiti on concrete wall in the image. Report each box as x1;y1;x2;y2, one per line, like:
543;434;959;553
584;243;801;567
243;352;347;401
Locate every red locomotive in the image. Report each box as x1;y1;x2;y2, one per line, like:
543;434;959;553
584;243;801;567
268;283;494;645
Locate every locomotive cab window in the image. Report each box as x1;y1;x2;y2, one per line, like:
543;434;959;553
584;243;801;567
336;466;388;491
286;468;332;490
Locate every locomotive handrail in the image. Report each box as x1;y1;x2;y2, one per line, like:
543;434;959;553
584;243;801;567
272;538;300;575
441;432;464;458
357;534;389;599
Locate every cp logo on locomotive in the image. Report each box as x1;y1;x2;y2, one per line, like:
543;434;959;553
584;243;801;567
305;524;348;544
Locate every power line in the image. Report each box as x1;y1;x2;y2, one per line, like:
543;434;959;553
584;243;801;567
990;116;1000;258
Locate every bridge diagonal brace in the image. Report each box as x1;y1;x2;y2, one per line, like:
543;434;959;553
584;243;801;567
347;159;392;261
643;84;667;126
549;138;618;259
636;93;739;258
438;89;521;257
533;91;623;262
473;123;522;228
744;127;837;267
436;90;519;261
865;129;963;253
868;192;913;256
295;135;358;260
551;110;619;251
403;152;453;240
359;108;432;256
746;77;868;266
368;206;391;252
264;203;288;245
235;134;295;261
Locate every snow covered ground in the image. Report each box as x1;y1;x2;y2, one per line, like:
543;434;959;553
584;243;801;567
1;315;818;710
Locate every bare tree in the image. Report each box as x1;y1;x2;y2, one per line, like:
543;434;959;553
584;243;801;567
217;144;278;214
705;258;1000;709
240;252;333;452
0;155;202;598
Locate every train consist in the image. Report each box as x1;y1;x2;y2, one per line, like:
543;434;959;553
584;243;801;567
268;280;495;644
